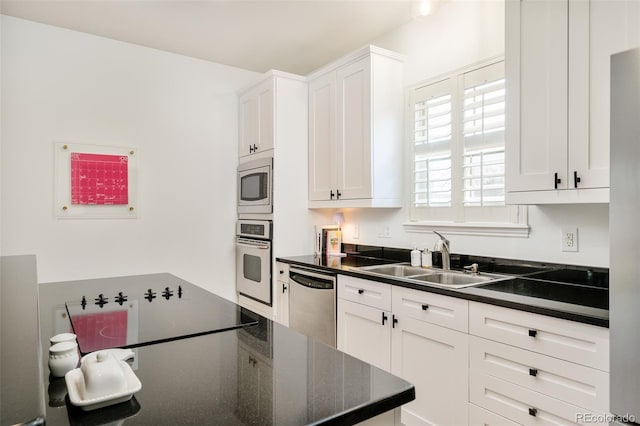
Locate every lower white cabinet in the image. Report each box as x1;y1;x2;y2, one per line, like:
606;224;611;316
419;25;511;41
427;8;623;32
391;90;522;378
337;298;391;371
469;372;607;426
336;276;610;426
275;262;289;326
469;403;519;426
337;277;470;425
391;314;469;426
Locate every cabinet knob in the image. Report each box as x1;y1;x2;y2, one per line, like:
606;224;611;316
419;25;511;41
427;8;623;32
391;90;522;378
528;408;537;417
358;289;364;294
573;171;581;188
421;304;429;311
529;368;538;377
528;329;538;338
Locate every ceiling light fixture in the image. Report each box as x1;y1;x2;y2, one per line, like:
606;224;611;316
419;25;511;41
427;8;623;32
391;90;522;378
420;0;432;16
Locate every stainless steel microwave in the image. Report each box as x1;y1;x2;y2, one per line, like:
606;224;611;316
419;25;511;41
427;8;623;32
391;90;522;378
237;157;273;214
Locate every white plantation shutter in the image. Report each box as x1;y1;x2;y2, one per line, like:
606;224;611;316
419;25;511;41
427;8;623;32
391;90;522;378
410;59;519;225
412;80;453;208
462;62;506;207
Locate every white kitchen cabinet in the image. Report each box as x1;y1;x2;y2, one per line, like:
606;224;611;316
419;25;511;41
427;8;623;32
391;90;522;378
239;77;274;157
391;310;469;426
337;298;392;372
470;336;609;413
336;276;392;372
469;372;607;426
469;302;610;425
275;262;289;326
337;278;469;425
308;46;404;208
469;301;609;371
469;404;520;426
237;71;309;321
391;286;469;426
505;0;640;204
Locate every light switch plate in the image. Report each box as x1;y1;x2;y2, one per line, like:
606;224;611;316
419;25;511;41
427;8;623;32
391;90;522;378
561;227;578;252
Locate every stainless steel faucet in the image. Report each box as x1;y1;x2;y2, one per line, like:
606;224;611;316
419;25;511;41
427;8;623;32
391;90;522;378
433;231;451;270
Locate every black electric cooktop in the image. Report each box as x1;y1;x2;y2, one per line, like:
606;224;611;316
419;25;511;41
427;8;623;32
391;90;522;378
65;273;258;354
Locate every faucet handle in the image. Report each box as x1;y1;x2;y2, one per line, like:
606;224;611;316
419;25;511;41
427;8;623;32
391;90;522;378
464;263;479;274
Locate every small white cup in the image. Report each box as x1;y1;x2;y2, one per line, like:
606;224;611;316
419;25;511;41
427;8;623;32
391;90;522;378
49;341;80;377
50;333;77;346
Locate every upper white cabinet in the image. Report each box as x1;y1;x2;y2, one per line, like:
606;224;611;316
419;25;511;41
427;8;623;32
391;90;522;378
505;0;640;204
239;77;275;157
308;46;404;208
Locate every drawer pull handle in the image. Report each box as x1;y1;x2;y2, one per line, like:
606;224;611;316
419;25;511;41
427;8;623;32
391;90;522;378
358;289;364;295
528;329;538;338
529;368;538;377
528;408;537;417
421;304;429;311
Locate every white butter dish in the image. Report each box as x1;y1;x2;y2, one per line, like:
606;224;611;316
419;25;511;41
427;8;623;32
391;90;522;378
65;360;141;411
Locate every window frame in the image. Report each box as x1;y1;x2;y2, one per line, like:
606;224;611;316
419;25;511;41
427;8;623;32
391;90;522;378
403;56;529;238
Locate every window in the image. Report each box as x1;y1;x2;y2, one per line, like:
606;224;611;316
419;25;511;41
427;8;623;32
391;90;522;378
407;59;528;236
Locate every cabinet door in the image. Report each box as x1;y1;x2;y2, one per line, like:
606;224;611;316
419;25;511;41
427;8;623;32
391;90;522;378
308;72;337;201
276;281;289;326
506;0;569;192
568;0;640;190
239;79;274;157
337;298;391;372
275;262;289;326
391;315;469;426
336;56;372;200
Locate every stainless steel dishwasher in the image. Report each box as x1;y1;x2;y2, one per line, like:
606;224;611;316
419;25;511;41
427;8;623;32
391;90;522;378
288;266;336;348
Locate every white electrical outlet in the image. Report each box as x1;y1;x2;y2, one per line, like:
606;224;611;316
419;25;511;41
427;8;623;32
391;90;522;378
561;227;578;252
378;225;391;238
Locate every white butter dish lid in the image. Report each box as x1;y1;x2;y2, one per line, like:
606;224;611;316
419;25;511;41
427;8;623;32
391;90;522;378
65;360;141;411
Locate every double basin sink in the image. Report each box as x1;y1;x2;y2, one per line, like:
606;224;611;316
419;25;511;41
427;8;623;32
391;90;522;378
355;263;509;289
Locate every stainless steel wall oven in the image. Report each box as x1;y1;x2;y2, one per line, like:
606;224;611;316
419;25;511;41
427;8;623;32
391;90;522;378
236;219;272;306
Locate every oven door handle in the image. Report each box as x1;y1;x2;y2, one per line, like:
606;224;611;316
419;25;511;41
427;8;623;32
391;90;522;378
236;241;270;250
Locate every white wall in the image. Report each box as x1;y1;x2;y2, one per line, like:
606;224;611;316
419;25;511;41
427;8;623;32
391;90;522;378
338;0;610;268
0;16;261;298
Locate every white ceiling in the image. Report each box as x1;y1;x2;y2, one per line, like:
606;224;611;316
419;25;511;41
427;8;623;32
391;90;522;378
0;0;420;75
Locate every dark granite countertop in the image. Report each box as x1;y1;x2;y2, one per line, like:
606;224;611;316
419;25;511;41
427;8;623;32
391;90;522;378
2;262;414;425
278;254;609;328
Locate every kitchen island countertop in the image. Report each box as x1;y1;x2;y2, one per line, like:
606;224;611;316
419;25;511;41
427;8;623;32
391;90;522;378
2;258;414;425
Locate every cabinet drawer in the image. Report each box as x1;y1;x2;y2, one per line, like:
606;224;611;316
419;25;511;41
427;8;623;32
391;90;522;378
338;275;391;311
470;372;607;426
469;403;519;426
469;302;609;371
470;336;609;413
392;286;469;333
